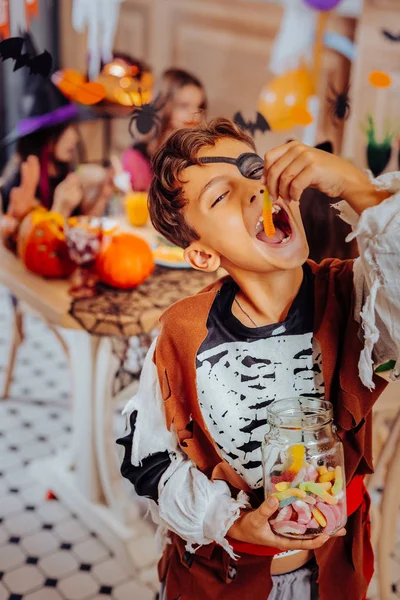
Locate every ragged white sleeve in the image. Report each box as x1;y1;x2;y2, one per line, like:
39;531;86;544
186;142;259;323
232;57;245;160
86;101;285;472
333;171;400;389
120;338;249;559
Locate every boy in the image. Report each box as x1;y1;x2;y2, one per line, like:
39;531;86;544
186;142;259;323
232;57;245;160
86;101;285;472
117;119;400;600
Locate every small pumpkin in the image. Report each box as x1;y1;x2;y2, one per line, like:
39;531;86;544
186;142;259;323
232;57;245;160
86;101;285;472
17;208;75;278
96;232;154;289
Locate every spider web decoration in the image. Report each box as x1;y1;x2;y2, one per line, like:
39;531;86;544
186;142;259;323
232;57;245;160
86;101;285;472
69;266;216;337
111;334;155;396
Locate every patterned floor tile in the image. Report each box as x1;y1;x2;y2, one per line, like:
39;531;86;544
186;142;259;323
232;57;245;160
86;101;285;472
58;572;99;600
3;565;44;594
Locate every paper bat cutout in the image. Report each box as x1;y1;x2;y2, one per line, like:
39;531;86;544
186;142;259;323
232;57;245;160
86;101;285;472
382;30;400;42
233;111;271;137
0;36;52;78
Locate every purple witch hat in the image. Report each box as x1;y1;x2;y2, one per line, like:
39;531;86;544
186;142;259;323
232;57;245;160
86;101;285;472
2;32;94;146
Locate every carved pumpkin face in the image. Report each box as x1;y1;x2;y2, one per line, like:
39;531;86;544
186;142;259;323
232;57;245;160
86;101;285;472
17;208;75;278
96;233;154;289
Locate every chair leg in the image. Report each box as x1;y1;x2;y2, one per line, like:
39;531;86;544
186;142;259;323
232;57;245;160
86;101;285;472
1;306;24;399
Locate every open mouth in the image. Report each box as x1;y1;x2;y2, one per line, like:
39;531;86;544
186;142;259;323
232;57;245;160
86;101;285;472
255;204;293;245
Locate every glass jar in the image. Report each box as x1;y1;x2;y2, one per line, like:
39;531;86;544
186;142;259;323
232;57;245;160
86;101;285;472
262;397;346;540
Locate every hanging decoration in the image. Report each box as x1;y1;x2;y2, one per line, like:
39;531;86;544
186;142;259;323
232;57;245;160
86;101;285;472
72;0;124;81
302;0;343;10
233;111;270;137
0;36;52;78
52;68;106;105
0;0;9;39
128;93;166;142
326;81;351;126
25;0;39;27
258;65;315;131
0;33;106;106
258;1;318;136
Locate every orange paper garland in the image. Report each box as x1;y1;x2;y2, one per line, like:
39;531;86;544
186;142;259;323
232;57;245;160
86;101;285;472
0;0;9;39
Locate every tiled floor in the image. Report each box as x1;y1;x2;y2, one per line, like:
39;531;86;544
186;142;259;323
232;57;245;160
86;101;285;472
0;283;398;599
0;286;159;600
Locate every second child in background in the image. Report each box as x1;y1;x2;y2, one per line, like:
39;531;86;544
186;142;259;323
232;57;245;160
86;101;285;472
122;68;208;192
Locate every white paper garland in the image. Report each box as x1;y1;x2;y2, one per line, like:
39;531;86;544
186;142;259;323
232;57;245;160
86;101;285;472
72;0;123;80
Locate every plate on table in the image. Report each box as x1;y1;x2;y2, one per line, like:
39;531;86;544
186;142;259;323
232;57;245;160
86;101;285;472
152;238;191;269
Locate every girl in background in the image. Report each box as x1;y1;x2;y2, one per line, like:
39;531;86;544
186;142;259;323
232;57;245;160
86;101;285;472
1;74;113;219
122;68;208;192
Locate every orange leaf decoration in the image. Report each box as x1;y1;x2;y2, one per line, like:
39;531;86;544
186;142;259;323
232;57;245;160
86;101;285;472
75;82;106;105
368;71;392;89
52;69;106;105
263;189;275;238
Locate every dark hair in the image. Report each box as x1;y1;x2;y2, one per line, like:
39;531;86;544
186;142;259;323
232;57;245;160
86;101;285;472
16;122;73;162
149;117;255;248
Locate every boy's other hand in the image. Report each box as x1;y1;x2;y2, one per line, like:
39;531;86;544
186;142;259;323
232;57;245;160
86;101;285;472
227;497;346;551
263;141;389;214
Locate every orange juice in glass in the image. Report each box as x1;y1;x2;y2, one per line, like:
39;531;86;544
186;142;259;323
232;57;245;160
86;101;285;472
125;192;149;227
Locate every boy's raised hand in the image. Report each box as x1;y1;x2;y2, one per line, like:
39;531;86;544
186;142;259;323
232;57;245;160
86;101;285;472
263;140;387;214
228;496;346;551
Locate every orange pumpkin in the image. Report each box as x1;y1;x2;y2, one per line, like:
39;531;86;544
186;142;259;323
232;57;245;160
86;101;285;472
17;208;75;278
96;233;154;289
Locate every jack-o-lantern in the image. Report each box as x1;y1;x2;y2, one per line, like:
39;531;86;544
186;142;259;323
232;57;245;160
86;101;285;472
96;232;154;289
17;208;75;278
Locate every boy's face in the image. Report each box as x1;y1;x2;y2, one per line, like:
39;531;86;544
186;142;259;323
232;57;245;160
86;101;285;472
181;138;309;274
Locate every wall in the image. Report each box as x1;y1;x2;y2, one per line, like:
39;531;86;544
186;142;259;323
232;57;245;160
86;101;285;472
60;0;356;163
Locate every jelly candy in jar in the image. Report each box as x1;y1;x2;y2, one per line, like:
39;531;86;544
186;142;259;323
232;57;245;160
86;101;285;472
268;444;345;539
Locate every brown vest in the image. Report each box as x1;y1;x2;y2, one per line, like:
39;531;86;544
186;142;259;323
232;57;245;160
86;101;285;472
154;259;387;600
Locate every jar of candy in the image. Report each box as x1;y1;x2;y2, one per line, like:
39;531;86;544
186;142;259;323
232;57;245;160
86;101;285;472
262;397;346;539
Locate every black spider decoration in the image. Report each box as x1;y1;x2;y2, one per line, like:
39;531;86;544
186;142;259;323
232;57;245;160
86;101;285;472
128;92;166;141
326;82;351;126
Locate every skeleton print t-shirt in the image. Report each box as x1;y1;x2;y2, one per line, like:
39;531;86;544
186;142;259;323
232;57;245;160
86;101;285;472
196;263;325;491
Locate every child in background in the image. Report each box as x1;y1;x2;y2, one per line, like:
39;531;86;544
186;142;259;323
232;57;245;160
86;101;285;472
1;65;113;219
121;68;207;192
117;118;400;600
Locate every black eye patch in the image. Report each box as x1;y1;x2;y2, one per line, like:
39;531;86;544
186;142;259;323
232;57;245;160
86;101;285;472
196;153;264;180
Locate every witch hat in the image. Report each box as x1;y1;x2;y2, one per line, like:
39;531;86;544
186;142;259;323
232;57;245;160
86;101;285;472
2;32;94;145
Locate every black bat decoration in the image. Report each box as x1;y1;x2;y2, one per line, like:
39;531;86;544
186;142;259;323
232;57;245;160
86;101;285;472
233;111;270;137
382;29;400;42
0;36;52;78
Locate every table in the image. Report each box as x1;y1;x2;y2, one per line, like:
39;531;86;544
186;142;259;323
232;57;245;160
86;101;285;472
0;230;215;570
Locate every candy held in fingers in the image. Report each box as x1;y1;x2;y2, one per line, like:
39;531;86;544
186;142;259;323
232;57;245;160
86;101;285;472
275;481;291;492
287;444;306;474
278;496;299;508
318;471;335;483
271;471;295;485
272;521;307;536
263;188;275;237
274;505;293;522
299;482;338;504
312;507;327;528
316;503;337;534
331;466;343;495
293;500;312;525
272;487;307;501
